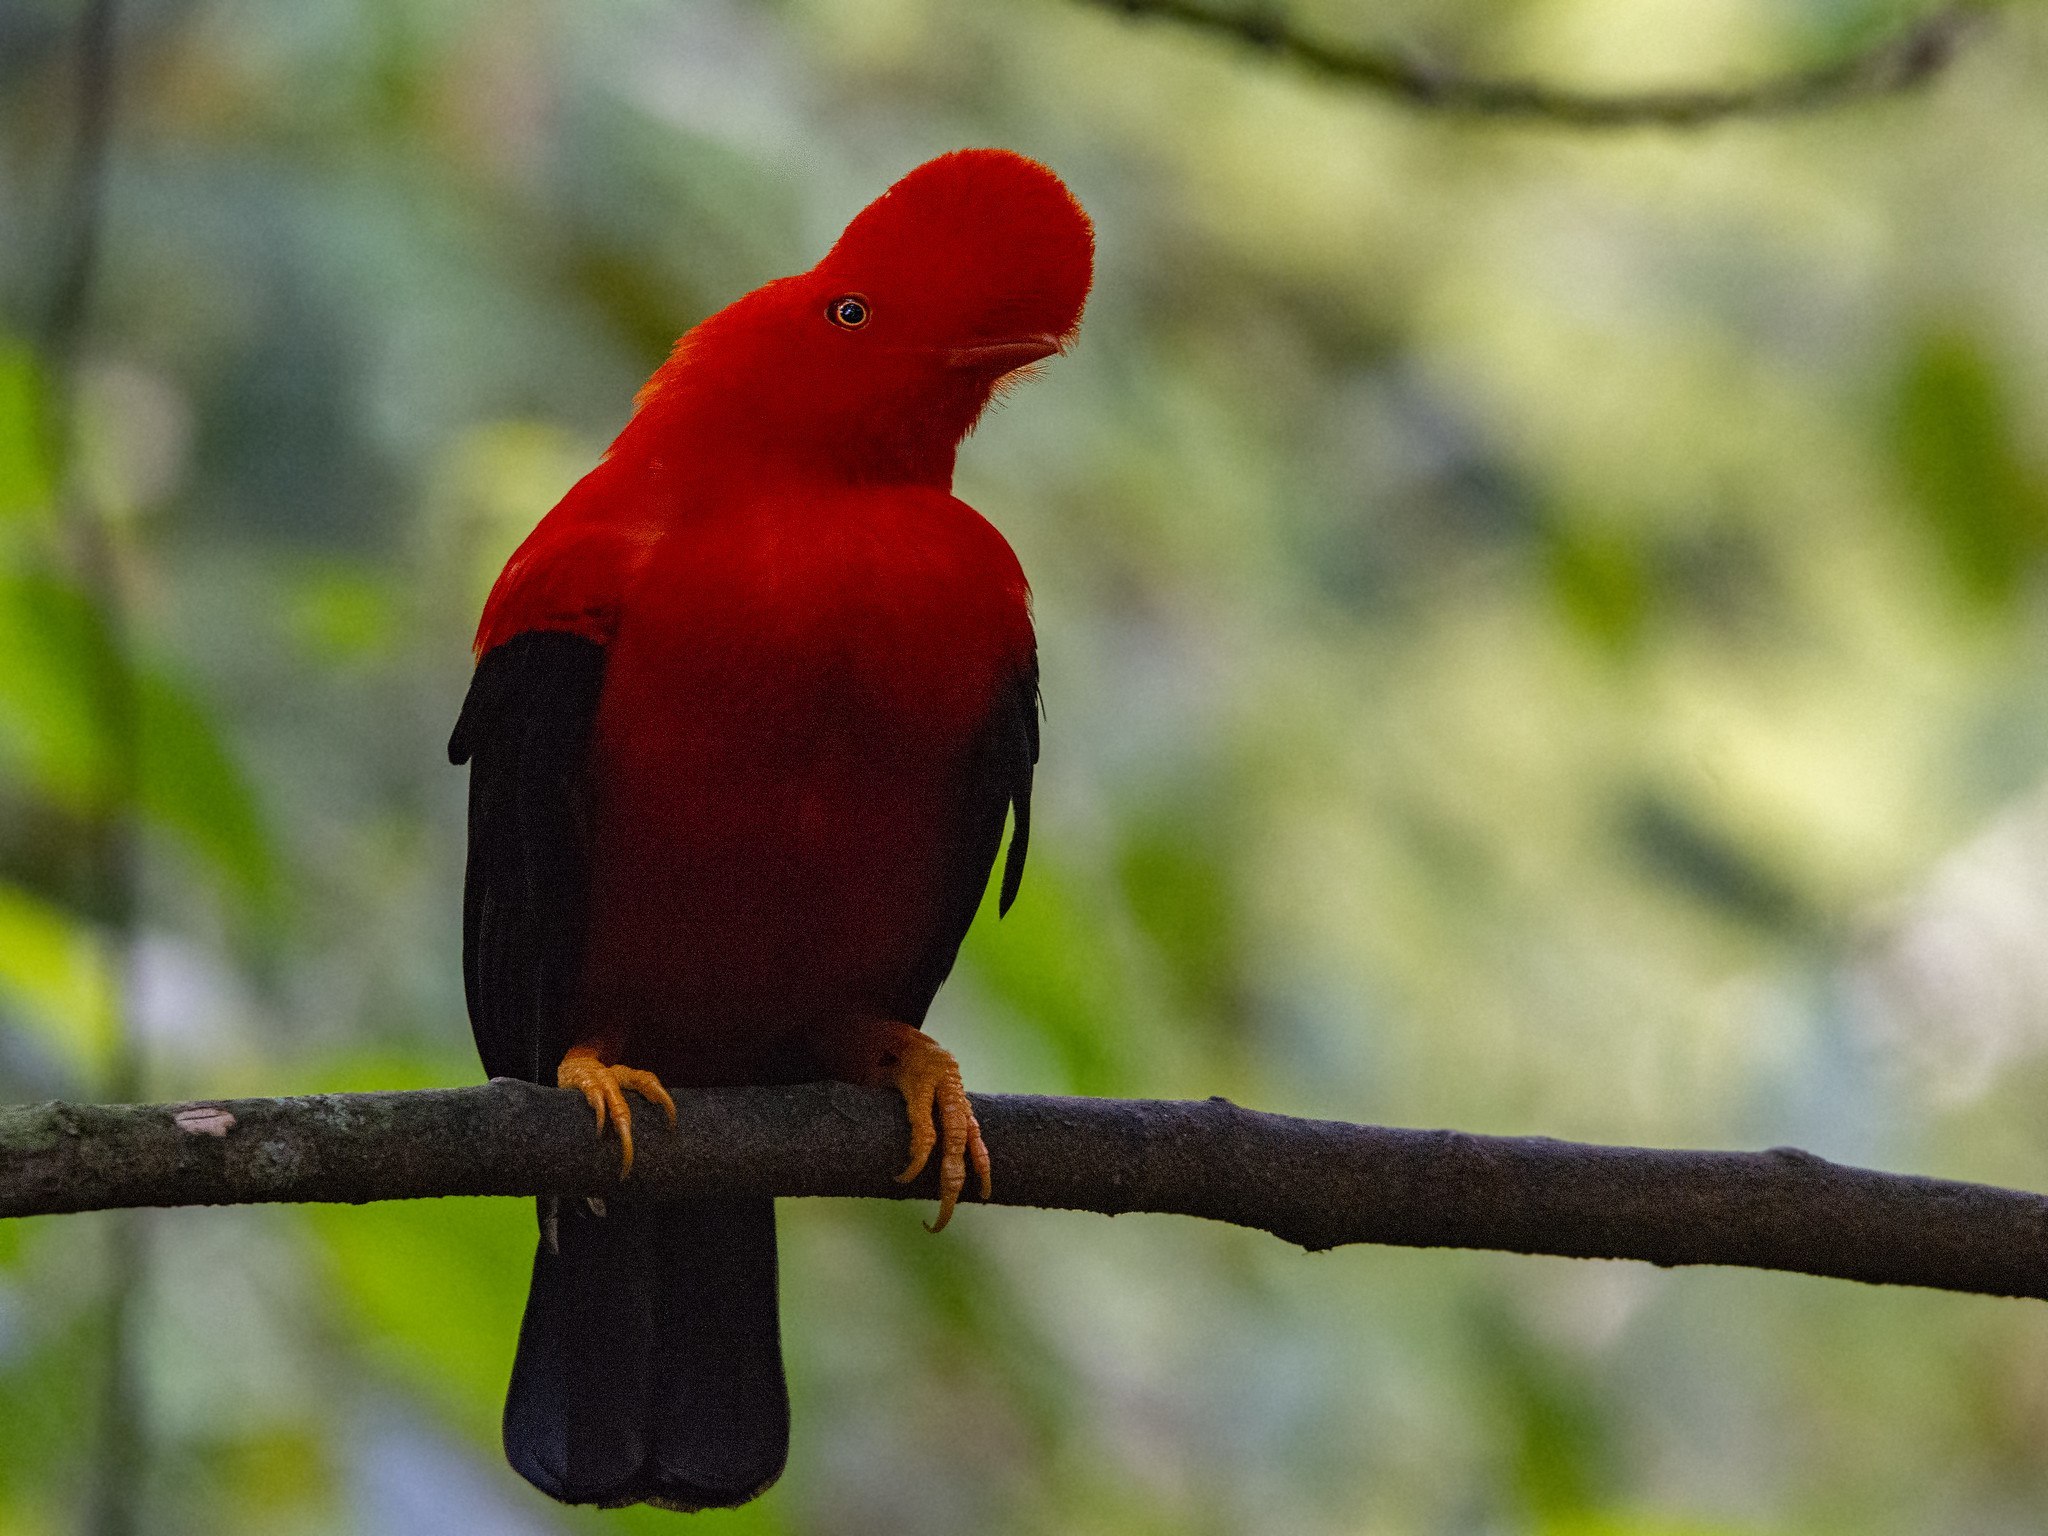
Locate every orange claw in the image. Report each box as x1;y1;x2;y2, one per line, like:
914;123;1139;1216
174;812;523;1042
884;1028;991;1232
556;1045;677;1178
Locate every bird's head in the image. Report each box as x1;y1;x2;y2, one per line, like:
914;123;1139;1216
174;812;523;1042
628;149;1094;486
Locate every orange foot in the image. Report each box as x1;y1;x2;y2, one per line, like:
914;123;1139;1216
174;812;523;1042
556;1044;676;1178
872;1023;991;1232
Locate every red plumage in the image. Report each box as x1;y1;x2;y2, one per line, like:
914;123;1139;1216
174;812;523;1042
580;485;1034;1084
453;149;1092;1510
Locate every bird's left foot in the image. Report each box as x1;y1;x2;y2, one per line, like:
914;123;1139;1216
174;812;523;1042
891;1028;991;1232
826;1020;990;1231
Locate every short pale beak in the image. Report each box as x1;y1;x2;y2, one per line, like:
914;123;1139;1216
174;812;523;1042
945;333;1066;373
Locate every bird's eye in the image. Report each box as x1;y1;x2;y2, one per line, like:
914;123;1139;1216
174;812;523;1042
827;295;870;329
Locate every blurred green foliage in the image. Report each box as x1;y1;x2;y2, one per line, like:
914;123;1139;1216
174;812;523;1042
1895;329;2048;610
7;0;2048;1532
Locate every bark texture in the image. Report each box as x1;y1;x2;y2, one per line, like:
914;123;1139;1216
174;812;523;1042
3;1081;2046;1300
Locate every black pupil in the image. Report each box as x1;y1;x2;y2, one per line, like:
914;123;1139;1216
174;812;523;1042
834;298;867;327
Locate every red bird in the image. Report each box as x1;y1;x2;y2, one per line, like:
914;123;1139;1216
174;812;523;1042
449;150;1092;1510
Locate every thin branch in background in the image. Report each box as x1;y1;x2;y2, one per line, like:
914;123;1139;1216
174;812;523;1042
36;2;147;1533
6;1081;2048;1303
1081;0;1990;127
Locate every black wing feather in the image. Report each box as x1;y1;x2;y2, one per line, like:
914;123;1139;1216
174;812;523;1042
450;629;608;1084
891;653;1041;1026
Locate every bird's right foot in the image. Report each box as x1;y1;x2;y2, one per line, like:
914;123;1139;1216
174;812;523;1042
556;1044;676;1178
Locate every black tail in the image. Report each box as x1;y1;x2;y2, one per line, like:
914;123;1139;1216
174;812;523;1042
503;1196;789;1511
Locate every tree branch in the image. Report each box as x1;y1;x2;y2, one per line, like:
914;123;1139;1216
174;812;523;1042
6;1080;2047;1299
1082;0;1990;127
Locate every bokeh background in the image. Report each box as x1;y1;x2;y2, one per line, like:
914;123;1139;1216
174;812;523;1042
6;0;2048;1531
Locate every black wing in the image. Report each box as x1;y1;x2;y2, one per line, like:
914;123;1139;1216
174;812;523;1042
448;630;609;1084
890;654;1040;1026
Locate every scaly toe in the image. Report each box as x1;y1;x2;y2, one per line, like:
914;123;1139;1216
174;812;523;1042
894;1067;941;1185
927;1079;989;1233
616;1068;678;1126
